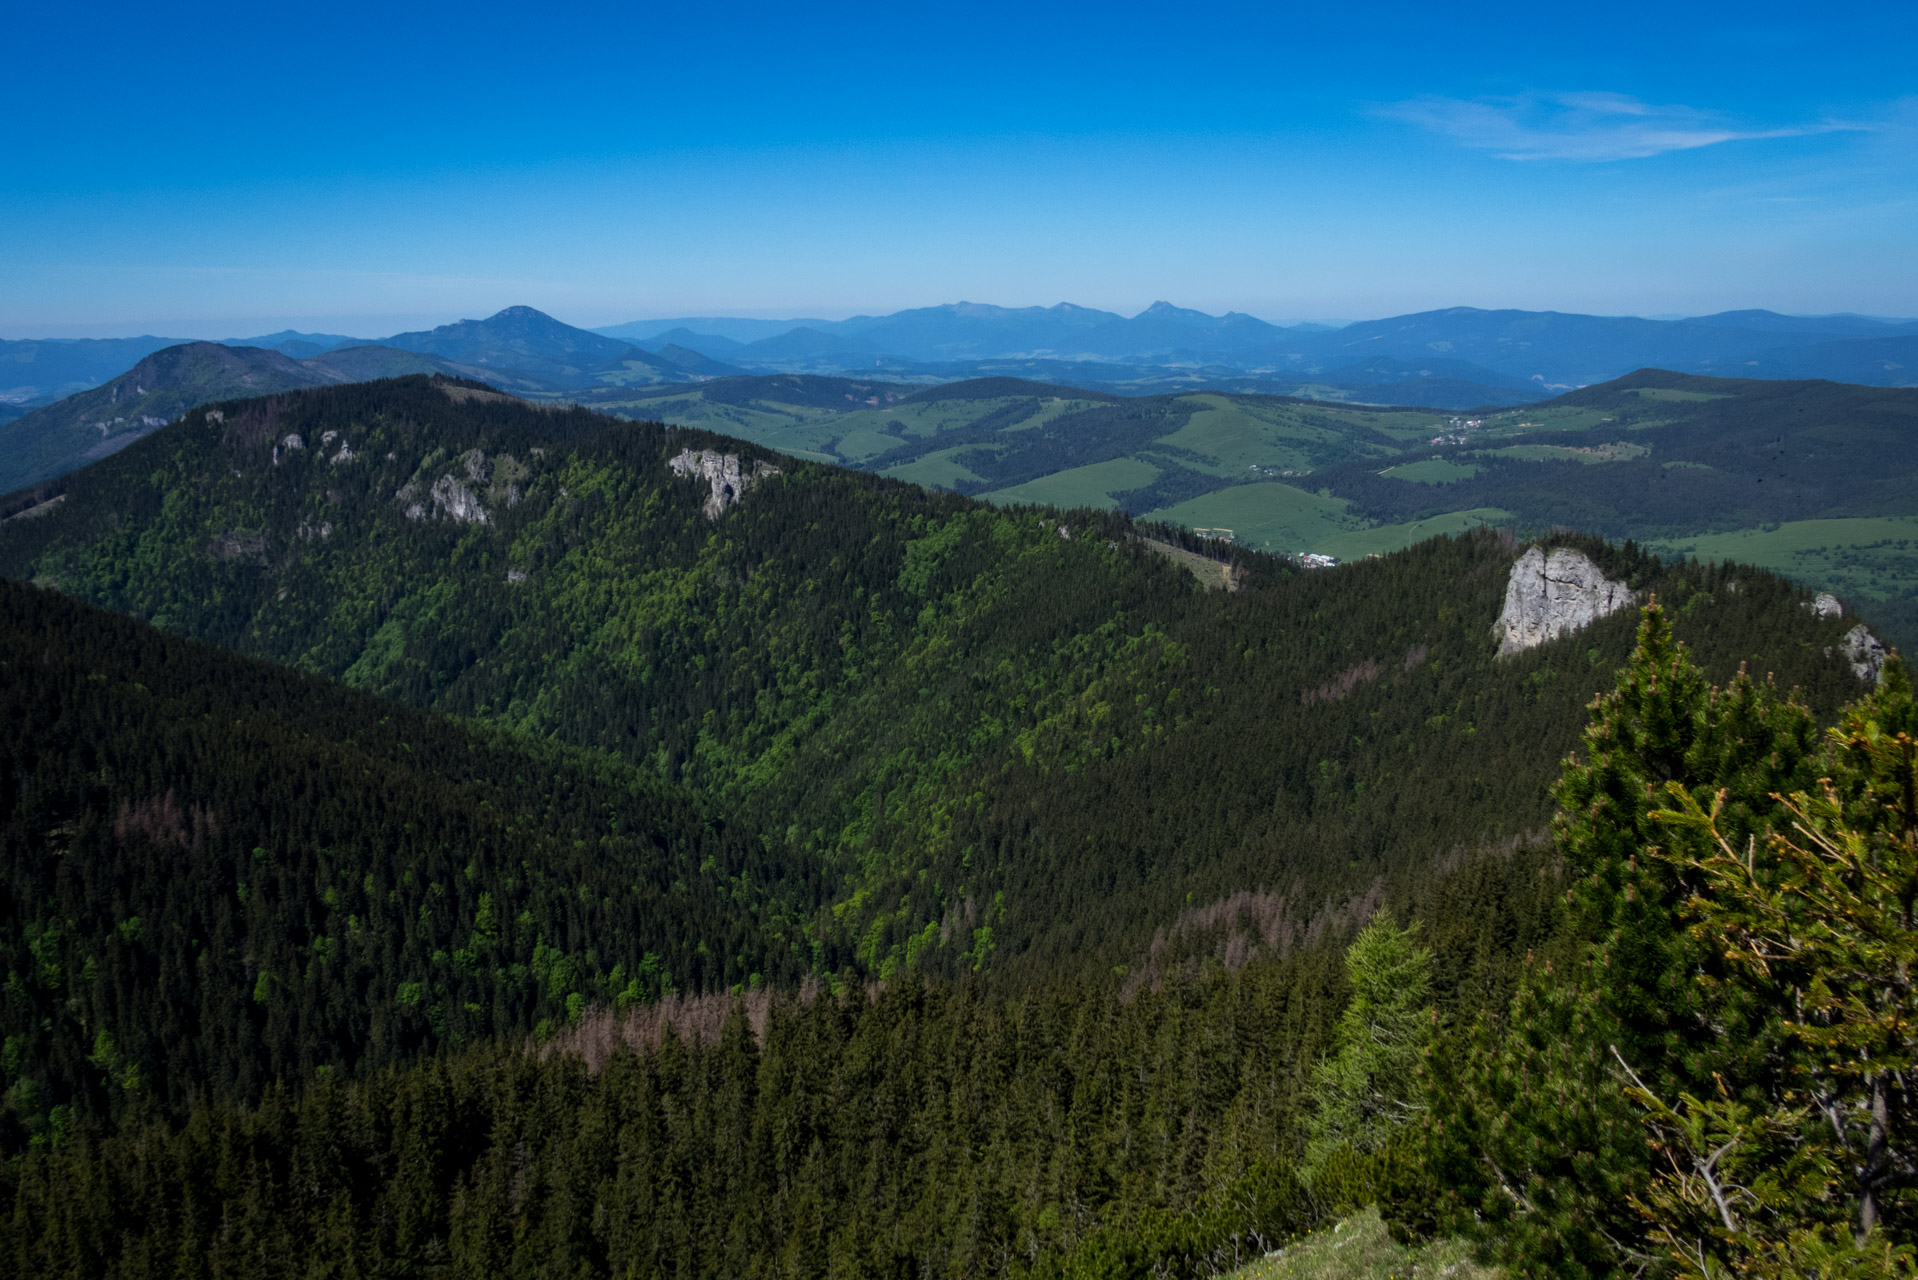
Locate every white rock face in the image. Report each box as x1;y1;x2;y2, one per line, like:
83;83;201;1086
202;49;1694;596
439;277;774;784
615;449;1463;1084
1494;547;1634;655
1841;623;1888;683
428;474;488;524
396;449;493;524
1810;592;1844;619
669;448;780;518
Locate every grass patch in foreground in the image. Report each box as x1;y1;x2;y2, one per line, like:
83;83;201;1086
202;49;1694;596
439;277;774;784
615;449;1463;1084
1225;1207;1497;1280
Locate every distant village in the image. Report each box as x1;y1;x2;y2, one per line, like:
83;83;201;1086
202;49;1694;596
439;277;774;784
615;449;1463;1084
1190;527;1340;568
1430;416;1484;446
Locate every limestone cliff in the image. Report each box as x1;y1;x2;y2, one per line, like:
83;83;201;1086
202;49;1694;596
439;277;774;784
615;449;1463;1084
1840;623;1888;683
396;448;494;524
669;448;780;518
1494;547;1634;655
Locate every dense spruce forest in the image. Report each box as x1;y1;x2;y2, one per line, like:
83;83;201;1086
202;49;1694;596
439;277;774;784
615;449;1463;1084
2;375;1907;1278
0;579;810;1138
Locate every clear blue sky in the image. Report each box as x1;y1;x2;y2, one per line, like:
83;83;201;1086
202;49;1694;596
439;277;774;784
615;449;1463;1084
5;0;1914;336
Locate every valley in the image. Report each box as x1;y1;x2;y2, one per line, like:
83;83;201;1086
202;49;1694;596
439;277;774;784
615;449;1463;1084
582;369;1918;646
1;340;1914;1280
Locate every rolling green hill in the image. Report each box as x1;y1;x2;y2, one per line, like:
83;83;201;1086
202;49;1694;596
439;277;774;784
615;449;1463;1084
580;370;1918;645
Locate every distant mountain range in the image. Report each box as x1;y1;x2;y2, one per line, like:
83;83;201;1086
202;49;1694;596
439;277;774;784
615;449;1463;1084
6;301;1917;495
590;301;1918;392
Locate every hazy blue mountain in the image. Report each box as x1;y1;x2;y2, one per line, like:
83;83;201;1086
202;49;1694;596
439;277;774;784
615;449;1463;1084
1068;301;1294;359
594;316;833;345
648;344;750;376
221;329;367;358
831;301;1125;360
1728;334;1918;386
632;327;749;357
302;343;559;392
0;335;187;406
739;326;880;363
1296;307;1815;388
379;305;687;387
588;301;1918;388
1680;309;1918;336
582;302;1918;391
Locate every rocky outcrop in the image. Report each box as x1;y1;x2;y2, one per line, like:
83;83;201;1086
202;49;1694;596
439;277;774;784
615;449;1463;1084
669;448;779;518
1809;592;1844;619
396;449;493;524
1840;623;1888;683
427;474;488;524
1494;547;1634;655
205;531;266;563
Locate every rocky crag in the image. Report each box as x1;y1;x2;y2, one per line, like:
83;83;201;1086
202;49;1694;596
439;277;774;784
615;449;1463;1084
669;448;779;518
1840;623;1889;683
1494;546;1634;655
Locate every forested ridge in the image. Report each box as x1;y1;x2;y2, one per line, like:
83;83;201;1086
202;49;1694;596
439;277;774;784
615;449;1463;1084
1;376;1906;1277
0;579;811;1141
0;377;1871;979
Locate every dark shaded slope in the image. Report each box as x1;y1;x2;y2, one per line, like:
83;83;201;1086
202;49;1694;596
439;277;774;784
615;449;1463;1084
0;576;808;1138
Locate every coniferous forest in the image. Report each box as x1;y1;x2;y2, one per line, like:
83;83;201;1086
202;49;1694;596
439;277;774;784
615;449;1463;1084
2;375;1912;1278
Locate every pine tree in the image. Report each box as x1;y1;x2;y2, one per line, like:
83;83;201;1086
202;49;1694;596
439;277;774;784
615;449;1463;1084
1413;603;1825;1277
1303;914;1433;1174
1623;657;1918;1275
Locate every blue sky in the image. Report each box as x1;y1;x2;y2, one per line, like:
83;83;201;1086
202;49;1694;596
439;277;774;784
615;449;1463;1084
4;1;1914;336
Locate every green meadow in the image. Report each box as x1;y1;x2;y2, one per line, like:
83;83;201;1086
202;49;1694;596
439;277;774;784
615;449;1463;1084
985;457;1163;508
1650;517;1918;606
1140;482;1365;553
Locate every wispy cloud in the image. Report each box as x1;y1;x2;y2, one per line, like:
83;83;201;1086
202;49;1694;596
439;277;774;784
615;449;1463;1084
1382;92;1858;161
